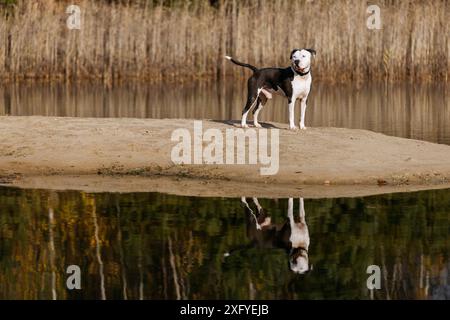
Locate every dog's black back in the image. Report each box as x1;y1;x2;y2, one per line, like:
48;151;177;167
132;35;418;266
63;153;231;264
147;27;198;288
250;67;296;100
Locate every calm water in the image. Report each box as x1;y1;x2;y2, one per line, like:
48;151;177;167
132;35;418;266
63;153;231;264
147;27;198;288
1;82;450;144
0;186;449;300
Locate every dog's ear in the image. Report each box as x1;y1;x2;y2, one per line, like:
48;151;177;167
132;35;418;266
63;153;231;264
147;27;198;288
305;48;316;57
290;49;300;59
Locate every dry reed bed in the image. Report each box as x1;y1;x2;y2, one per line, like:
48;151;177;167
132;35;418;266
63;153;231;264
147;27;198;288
0;0;448;84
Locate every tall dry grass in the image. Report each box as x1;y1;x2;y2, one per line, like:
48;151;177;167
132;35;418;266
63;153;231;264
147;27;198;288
0;0;448;84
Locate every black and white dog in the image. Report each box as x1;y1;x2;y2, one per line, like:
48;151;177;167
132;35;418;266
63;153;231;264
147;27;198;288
224;197;311;274
225;49;316;130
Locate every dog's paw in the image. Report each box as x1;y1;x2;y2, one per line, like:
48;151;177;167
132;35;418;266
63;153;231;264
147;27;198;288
241;124;249;128
254;122;262;128
300;126;307;130
289;125;298;131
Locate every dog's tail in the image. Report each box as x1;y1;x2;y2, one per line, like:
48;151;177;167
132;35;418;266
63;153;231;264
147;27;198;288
224;56;258;72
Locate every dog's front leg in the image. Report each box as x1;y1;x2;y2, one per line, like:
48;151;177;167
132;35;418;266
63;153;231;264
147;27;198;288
300;98;307;130
288;100;297;130
299;198;306;224
287;198;295;227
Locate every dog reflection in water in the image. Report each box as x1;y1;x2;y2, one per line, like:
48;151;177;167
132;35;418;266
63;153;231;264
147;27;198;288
225;197;311;274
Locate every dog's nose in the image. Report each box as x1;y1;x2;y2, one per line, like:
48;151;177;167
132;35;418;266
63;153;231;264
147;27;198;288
294;60;300;65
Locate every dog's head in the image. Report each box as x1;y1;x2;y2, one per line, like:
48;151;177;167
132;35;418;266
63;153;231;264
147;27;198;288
289;247;311;274
290;48;316;74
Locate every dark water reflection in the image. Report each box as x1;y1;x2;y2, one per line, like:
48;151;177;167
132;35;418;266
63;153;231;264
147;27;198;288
1;81;449;144
0;186;449;300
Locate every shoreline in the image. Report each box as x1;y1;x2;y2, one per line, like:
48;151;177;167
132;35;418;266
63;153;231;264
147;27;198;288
2;116;450;198
4;175;450;199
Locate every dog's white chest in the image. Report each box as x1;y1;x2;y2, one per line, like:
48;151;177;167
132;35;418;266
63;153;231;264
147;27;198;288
291;75;311;99
290;224;310;248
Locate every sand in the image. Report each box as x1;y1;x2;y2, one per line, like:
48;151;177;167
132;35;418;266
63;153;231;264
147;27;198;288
1;116;450;198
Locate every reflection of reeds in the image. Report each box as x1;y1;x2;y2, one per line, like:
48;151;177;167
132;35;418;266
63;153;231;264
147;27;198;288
0;0;448;84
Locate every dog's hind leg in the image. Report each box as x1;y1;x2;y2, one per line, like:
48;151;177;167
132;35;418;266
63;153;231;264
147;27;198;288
253;94;267;128
242;91;260;128
241;79;260;128
252;197;262;212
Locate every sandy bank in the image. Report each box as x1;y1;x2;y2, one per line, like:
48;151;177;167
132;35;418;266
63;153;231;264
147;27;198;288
1;116;450;198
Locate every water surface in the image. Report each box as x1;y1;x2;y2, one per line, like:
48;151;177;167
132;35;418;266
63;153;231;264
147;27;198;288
0;186;448;300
